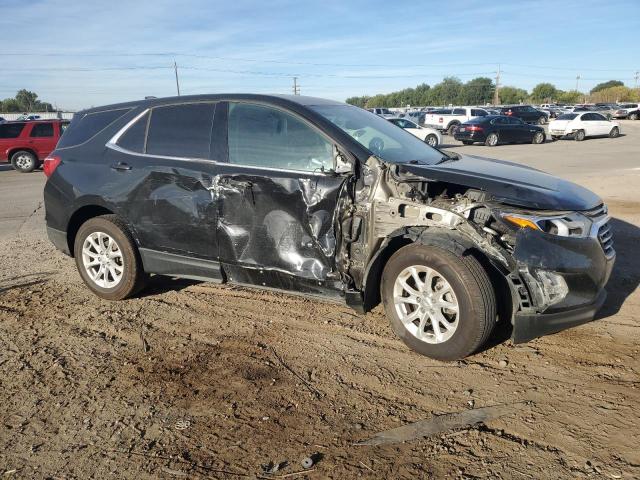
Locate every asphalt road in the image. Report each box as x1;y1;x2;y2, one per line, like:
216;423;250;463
1;120;639;240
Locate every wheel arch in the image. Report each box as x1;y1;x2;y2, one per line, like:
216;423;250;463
9;147;38;161
361;226;514;320
66;204;115;256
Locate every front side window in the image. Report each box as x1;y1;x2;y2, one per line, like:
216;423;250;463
146;103;215;158
0;123;26;138
312;104;443;165
30;123;54;137
228;102;333;172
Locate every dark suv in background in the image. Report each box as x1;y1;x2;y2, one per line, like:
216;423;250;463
500;105;547;125
44;94;614;361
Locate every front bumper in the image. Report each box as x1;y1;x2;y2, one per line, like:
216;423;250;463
510;226;615;343
512;289;606;343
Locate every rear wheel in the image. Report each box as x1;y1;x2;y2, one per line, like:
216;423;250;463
629;113;638;121
425;134;439;147
11;150;38;173
609;126;620;138
537;116;546;125
381;244;496;361
532;131;545;144
447;123;459;136
74;215;147;300
485;132;499;146
574;130;586;141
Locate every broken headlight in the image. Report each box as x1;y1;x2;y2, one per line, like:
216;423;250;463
499;211;592;238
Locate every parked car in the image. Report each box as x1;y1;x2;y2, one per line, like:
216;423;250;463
366;107;395;118
454;115;545;146
0;117;6;124
623;107;640;120
0;119;69;172
423;107;490;135
15;114;42;121
43;94;614;361
548;112;620;141
404;110;426;125
612;103;640;119
387;117;442;146
499;105;547;124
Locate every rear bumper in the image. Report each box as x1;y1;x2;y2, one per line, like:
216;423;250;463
47;226;70;256
512;289;606;343
454;131;487;142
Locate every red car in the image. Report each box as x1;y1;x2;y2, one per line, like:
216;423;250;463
0;119;69;172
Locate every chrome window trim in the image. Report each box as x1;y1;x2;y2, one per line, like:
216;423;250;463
106;106;333;177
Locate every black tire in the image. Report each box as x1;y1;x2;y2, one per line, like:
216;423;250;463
10;150;38;173
425;134;439;147
447;123;459;136
380;244;497;361
74;215;147;300
574;130;586;141
609;126;620;138
532;131;545;144
462;140;474;145
485;132;499;146
537;116;546;125
629;113;638;121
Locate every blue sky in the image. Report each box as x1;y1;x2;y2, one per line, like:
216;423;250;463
1;0;639;110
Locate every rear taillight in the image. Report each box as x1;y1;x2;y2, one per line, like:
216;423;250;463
467;125;484;132
43;155;61;177
438;117;443;123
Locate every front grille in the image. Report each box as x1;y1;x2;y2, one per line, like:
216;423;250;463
582;203;607;219
598;222;615;258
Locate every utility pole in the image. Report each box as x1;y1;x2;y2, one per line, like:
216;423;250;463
635;71;639;89
575;74;581;92
292;76;300;95
493;64;501;105
174;60;181;96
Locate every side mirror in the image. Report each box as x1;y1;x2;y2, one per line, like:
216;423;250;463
334;152;353;174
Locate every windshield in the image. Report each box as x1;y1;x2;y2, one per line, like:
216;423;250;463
556;113;578;120
312;105;442;165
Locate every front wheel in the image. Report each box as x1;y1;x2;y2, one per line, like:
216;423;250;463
425;134;439;147
11;150;38;173
532;131;545;144
609;126;620;138
629;113;638;121
485;132;499;146
74;215;147;300
447;123;459;136
381;244;496;361
537;116;546;125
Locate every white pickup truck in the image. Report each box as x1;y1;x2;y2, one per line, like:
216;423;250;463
423;107;490;135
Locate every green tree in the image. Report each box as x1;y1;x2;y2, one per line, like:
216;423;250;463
498;86;528;104
345;96;370;108
589;85;638;103
531;83;559;102
557;90;583;104
427;77;464;106
590;80;624;94
15;89;40;111
0;98;22;112
459;77;495;105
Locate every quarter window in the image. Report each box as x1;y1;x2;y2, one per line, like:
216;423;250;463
30;123;54;137
117;111;149;153
146;103;215;158
0;123;25;138
228;102;333;172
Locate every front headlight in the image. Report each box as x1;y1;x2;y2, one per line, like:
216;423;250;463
499;211;592;237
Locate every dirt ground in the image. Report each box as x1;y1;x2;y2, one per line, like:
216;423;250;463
1;122;639;479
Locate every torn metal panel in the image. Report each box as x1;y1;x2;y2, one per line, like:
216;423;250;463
214;170;348;285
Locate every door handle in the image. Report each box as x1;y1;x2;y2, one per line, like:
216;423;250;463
111;162;132;171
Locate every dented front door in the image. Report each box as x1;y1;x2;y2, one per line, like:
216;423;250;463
215;101;347;295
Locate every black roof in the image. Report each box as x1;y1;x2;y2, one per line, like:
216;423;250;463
79;94;344;115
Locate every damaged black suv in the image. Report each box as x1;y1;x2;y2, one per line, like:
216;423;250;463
43;95;615;360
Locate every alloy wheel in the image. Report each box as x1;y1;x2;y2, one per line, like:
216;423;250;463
393;265;459;344
81;231;124;288
15;154;34;170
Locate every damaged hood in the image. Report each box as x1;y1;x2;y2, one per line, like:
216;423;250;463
401;154;602;211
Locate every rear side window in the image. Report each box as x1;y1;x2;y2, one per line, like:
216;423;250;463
471;109;487;116
146;103;215;158
117;112;149;153
58;108;130;148
30;123;54;137
453;108;466;115
0;123;26;138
